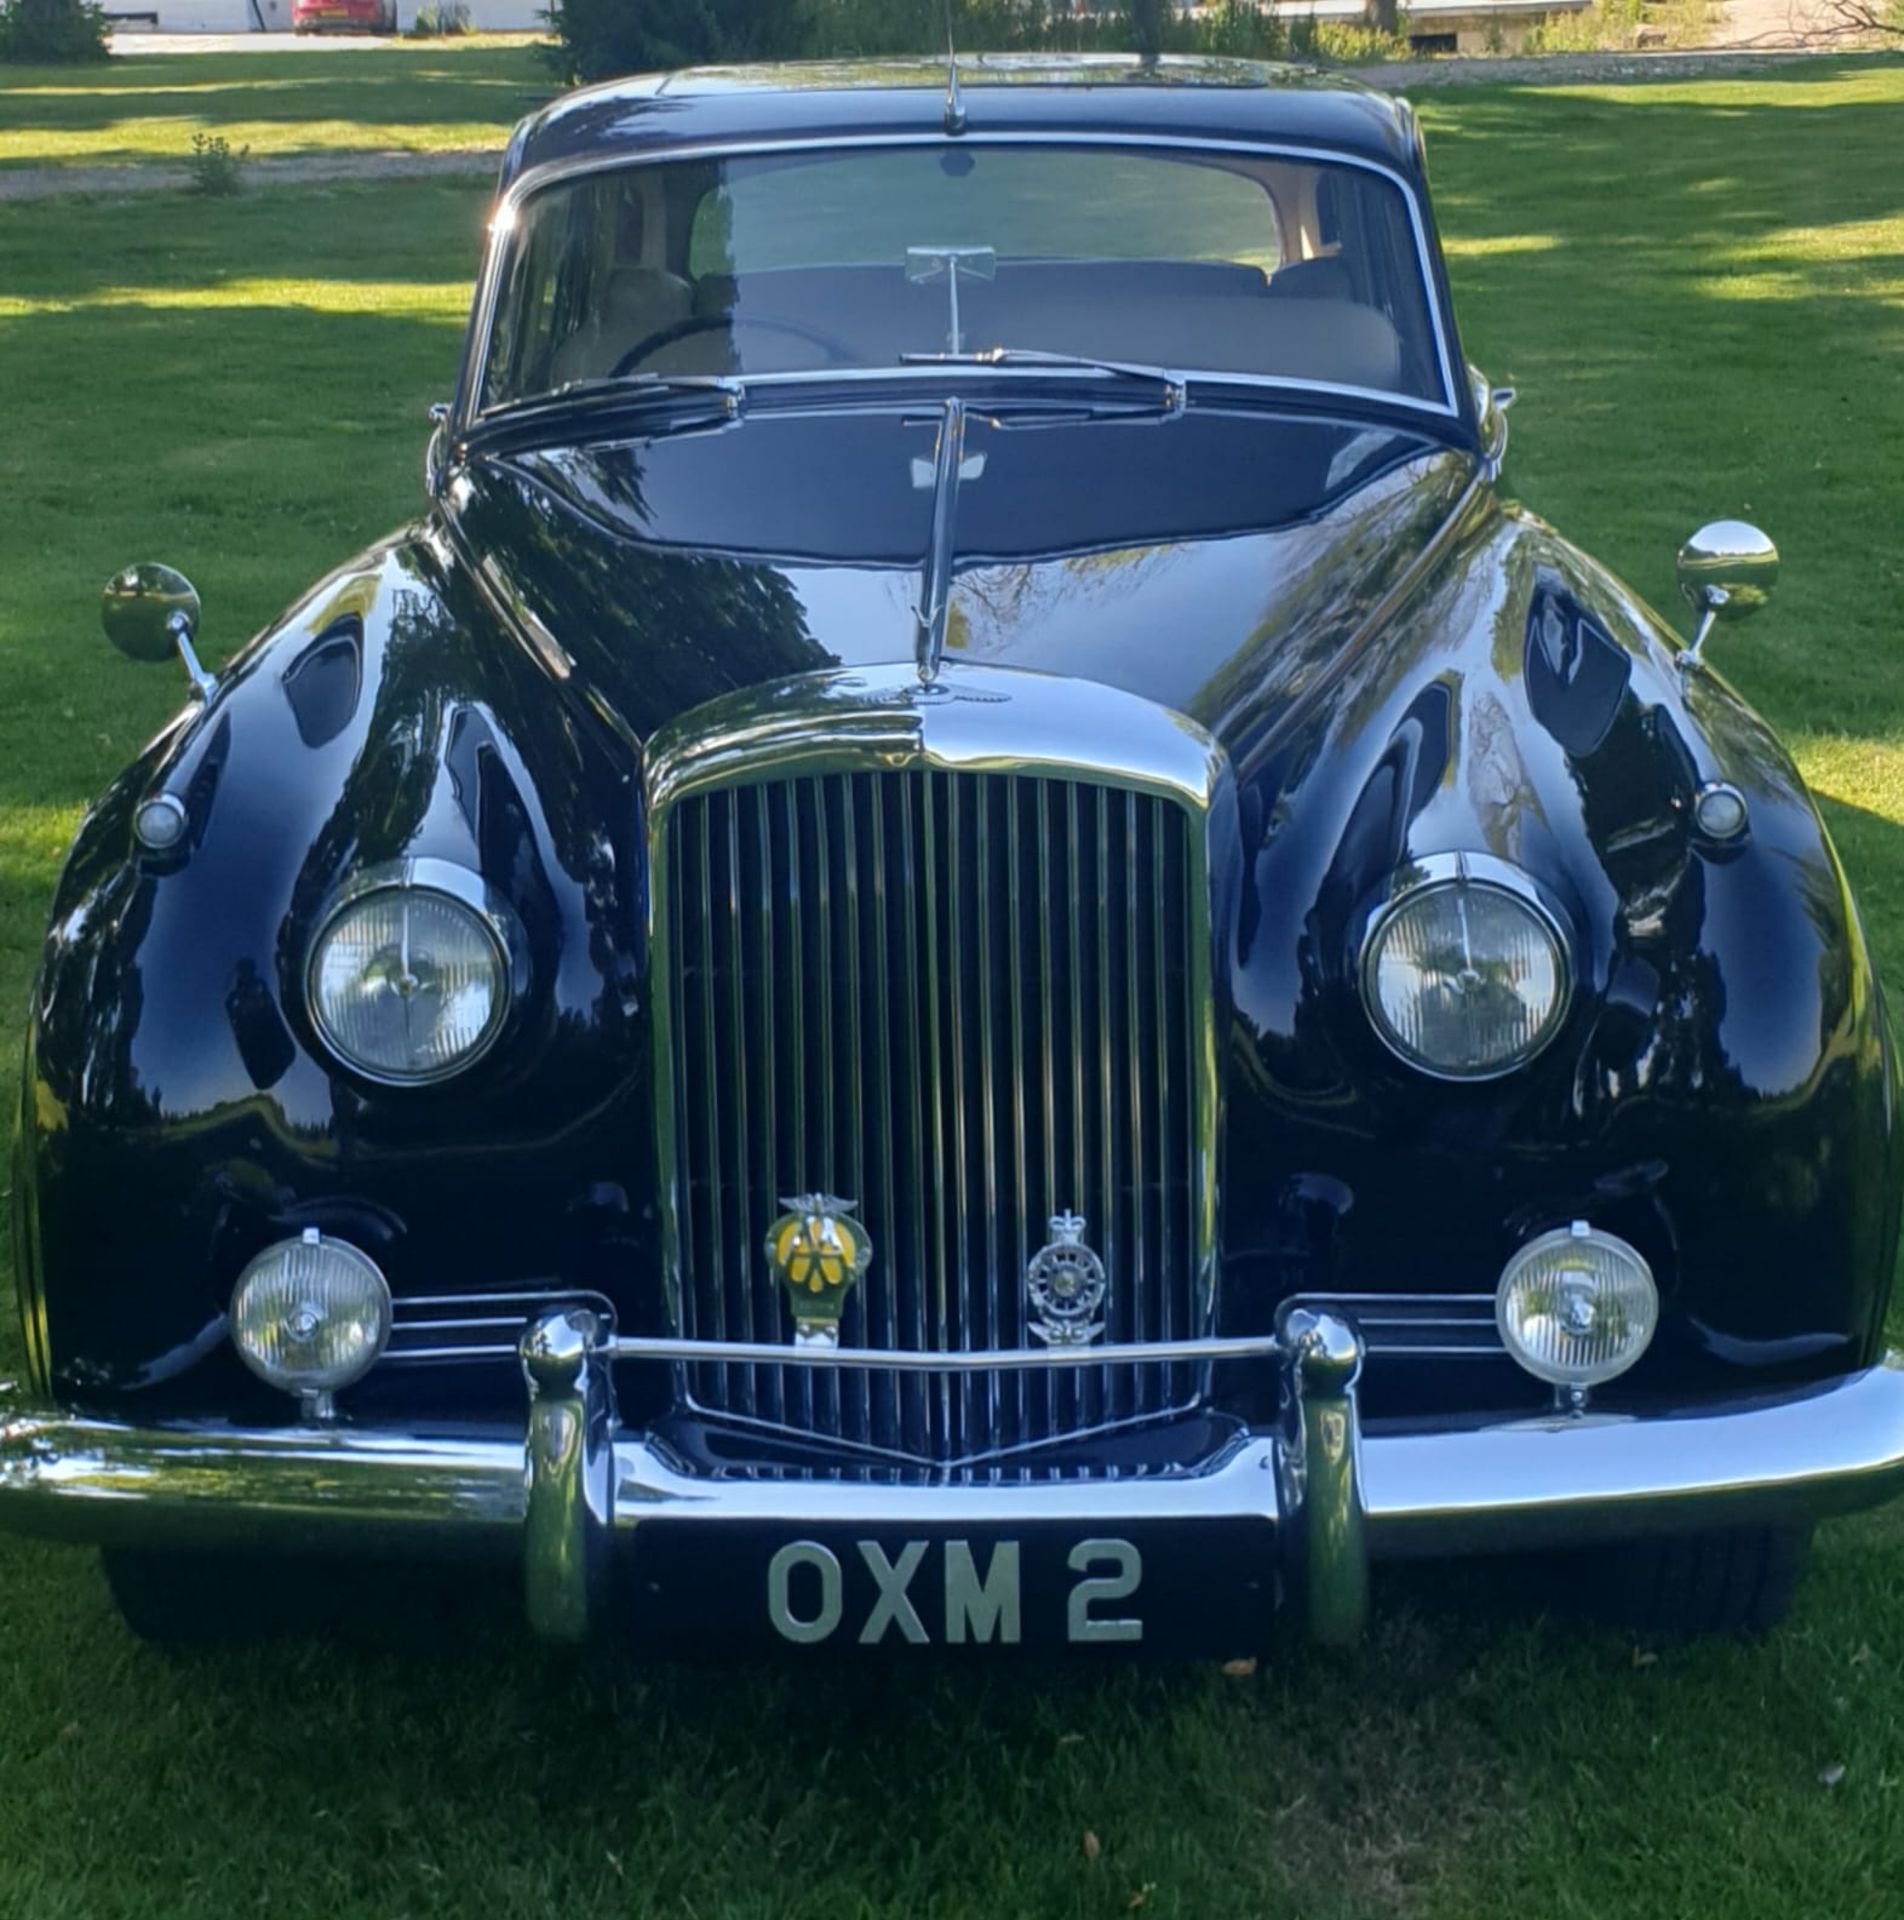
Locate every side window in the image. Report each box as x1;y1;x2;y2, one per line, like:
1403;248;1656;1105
1331;174;1439;396
689;186;736;281
485;185;610;404
1316;173;1341;254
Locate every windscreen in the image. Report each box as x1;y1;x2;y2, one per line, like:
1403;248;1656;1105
481;143;1447;409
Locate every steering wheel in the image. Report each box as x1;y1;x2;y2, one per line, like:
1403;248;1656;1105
611;313;858;379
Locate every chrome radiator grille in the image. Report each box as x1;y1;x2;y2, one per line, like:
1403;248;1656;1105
656;766;1212;1463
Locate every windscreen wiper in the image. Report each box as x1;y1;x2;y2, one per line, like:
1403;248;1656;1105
898;347;1187;416
466;373;746;452
547;373;745;407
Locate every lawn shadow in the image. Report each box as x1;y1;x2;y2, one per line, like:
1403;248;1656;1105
0;182;480;880
0;47;550;168
14;1541;1540;1916
2;1520;1878;1920
1420;65;1904;743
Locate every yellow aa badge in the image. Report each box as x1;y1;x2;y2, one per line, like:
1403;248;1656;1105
765;1193;872;1348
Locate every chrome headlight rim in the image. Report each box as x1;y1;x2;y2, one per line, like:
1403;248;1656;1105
1357;851;1574;1083
304;856;524;1088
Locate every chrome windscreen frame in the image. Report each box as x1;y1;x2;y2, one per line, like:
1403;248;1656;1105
641;660;1230;1433
452;130;1467;436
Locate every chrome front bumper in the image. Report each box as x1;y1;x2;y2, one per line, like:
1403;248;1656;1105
5;1311;1904;1645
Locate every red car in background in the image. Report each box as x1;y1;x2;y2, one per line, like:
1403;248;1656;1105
292;0;398;31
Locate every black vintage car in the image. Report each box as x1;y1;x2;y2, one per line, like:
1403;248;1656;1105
6;55;1903;1653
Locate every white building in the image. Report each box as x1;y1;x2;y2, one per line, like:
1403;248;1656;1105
127;0;1589;49
125;0;535;29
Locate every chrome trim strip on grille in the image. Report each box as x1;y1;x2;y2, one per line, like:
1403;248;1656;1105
1283;1292;1500;1360
371;1290;1494;1374
607;1333;1278;1371
646;661;1228;1463
382;1289;616;1366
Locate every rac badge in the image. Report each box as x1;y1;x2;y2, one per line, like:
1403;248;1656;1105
1026;1210;1108;1347
766;1194;872;1348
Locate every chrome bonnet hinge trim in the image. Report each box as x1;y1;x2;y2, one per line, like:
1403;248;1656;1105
914;396;967;686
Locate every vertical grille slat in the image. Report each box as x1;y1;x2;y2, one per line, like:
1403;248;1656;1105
867;778;902;1446
1006;777;1031;1449
975;778;1000;1447
694;800;726;1404
946;775;974;1452
1152;798;1176;1404
921;773;953;1451
1126;790;1150;1404
754;787;784;1425
831;778;868;1443
1097;785;1118;1422
664;767;1206;1464
727;797;757;1408
898;776;930;1456
1037;784;1060;1443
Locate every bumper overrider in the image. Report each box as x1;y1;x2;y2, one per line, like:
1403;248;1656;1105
5;1309;1904;1649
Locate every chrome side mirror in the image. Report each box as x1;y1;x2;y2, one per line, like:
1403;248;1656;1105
101;563;215;700
1465;367;1515;479
1675;521;1779;675
425;399;451;498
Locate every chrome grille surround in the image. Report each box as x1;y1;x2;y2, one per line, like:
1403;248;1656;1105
646;663;1225;1466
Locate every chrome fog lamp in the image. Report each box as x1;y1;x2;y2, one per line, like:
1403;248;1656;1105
230;1228;392;1413
1496;1221;1657;1392
1361;854;1570;1079
307;859;517;1084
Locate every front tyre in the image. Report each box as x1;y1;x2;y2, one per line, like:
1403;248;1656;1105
1582;1525;1814;1637
102;1550;501;1647
101;1549;294;1646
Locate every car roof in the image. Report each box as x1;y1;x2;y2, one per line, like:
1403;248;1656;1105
499;54;1424;193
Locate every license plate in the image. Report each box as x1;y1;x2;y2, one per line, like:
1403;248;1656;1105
625;1521;1275;1655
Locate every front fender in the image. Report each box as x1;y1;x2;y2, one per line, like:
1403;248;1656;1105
17;535;655;1415
1217;496;1902;1395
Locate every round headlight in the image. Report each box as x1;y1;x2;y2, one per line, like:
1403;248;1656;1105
308;863;513;1084
1496;1221;1657;1390
230;1229;391;1397
1361;858;1569;1079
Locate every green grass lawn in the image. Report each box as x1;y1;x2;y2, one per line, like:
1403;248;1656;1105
0;40;547;169
3;51;1904;1920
